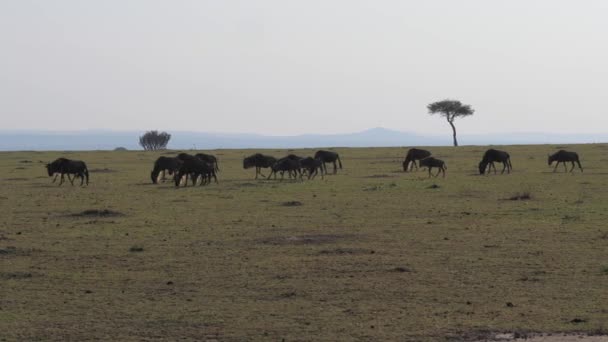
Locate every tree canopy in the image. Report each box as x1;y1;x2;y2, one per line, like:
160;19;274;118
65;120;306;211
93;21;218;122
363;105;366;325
139;130;171;151
427;99;474;146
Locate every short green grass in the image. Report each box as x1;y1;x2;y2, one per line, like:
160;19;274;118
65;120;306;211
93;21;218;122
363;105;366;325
1;144;607;341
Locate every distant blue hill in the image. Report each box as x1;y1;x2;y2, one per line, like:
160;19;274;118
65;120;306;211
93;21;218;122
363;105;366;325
0;128;606;151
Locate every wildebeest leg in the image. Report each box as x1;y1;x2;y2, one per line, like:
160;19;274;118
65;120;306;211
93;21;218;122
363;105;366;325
58;173;65;186
553;162;559;172
411;160;418;172
427;167;432;178
577;160;583;172
441;166;446;178
563;162;567;173
569;161;575;173
501;162;507;174
68;173;75;185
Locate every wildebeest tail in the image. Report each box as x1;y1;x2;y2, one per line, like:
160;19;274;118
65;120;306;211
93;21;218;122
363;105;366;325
338;155;342;169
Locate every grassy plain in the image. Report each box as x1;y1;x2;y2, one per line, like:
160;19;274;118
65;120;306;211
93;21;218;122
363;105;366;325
1;144;607;341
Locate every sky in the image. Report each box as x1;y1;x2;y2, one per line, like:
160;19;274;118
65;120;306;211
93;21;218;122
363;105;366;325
1;1;607;136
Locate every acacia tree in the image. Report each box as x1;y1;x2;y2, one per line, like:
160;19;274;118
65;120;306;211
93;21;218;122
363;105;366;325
139;130;171;151
427;99;474;147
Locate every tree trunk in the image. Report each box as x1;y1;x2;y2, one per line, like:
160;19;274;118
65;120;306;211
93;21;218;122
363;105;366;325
448;120;458;146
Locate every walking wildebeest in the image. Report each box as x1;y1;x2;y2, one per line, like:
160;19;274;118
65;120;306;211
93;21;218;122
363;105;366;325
548;150;583;173
403;148;432;172
314;150;342;174
300;157;324;179
243;153;277;179
478;149;512;175
419;157;447;178
175;153;218;186
195;153;219;172
150;156;183;184
46;158;89;186
268;157;302;180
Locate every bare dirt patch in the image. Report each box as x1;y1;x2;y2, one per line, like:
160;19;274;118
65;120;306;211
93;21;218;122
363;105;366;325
281;201;302;207
0;272;38;280
362;174;395;178
89;168;118;173
71;209;124;218
318;248;373;255
505;192;532;201
260;234;349;246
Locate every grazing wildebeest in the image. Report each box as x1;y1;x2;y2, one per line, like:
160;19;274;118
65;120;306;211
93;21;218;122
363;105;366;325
419;157;447;178
243;153;277;179
150;156;183;184
268;157;302;180
46;158;89;186
548;150;583;173
175;153;218;186
300;157;324;179
478;149;512;175
403;148;432;172
314;150;342;174
195;153;219;172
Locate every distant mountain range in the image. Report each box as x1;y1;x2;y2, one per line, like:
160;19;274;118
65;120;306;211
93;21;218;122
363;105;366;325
0;128;606;151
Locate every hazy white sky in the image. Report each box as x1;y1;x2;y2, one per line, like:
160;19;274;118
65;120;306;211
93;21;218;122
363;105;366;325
1;1;607;135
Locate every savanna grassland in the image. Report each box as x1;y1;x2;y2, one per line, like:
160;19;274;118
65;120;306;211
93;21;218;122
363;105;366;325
1;144;607;341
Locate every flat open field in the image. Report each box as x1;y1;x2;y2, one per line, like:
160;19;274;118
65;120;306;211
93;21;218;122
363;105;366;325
1;145;607;341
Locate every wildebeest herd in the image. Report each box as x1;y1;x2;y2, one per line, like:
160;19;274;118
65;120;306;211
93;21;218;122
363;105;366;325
44;148;583;186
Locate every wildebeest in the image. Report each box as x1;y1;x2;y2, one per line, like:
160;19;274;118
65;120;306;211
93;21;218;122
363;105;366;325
548;150;583;173
243;153;277;179
150;156;183;184
195;153;219;172
403;148;432;172
314;150;342;174
175;153;218;186
478;149;512;175
268;157;302;180
419;157;447;178
46;158;89;186
300;157;324;179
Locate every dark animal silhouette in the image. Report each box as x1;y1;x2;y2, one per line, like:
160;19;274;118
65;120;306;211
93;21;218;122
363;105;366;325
175;153;218;186
268;157;302;180
150;156;183;184
403;148;432;172
314;150;342;174
300;157;324;179
195;153;219;172
419;157;447;178
46;158;89;186
548;150;583;173
243;153;277;179
478;149;512;175
46;159;71;183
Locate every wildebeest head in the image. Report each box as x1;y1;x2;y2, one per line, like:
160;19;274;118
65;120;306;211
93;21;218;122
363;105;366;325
45;163;53;176
547;154;553;166
243;156;254;169
478;161;487;175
